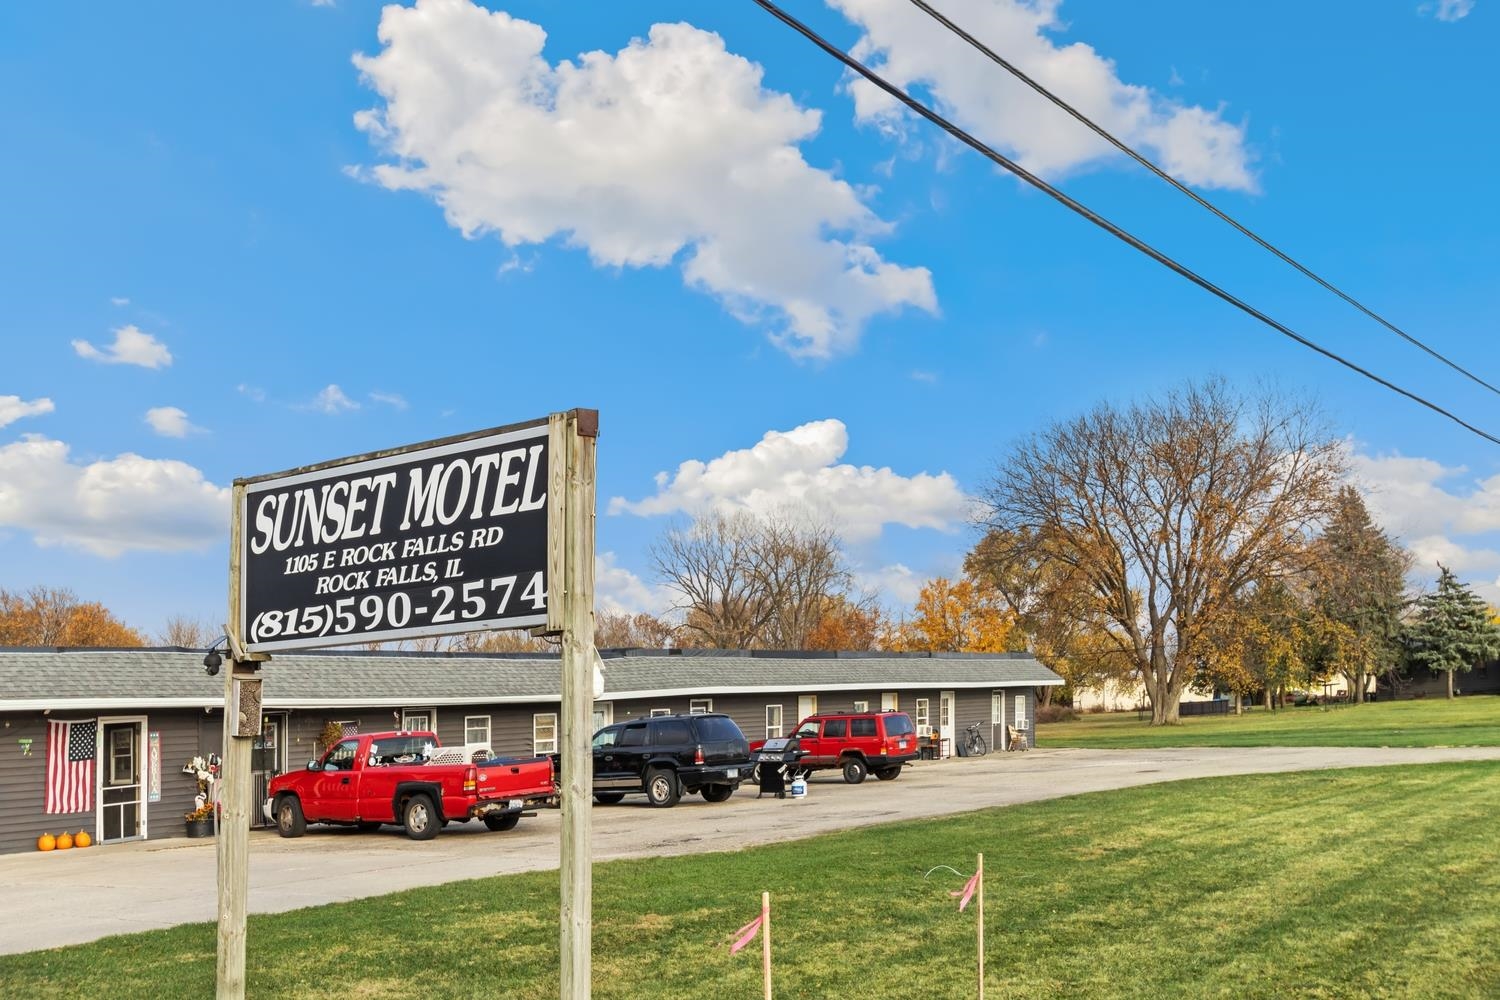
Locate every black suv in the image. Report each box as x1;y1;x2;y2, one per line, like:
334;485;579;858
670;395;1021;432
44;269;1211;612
590;713;752;807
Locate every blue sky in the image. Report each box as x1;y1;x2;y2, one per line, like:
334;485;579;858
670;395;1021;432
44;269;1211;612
3;0;1498;639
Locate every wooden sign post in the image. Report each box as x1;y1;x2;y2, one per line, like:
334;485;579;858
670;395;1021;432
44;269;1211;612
550;410;598;999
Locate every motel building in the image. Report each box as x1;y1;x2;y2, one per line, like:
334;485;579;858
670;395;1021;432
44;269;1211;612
0;646;1061;854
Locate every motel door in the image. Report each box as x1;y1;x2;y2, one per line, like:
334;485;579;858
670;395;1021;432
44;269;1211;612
252;714;288;828
939;691;956;759
99;720;146;843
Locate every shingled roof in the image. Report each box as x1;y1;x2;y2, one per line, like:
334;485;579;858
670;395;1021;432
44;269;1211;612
0;646;1060;711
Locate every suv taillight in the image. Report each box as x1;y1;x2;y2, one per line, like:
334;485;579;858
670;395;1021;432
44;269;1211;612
694;745;705;765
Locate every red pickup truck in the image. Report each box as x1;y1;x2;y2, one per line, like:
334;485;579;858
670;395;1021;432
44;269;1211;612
267;730;555;841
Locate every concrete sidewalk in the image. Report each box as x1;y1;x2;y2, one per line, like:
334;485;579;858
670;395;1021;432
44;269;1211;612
2;744;1496;955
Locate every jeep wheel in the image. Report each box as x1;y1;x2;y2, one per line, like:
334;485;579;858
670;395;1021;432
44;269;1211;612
875;765;902;781
645;768;681;808
842;757;868;785
483;812;521;832
275;796;306;838
402;794;439;840
593;792;625;805
701;784;734;803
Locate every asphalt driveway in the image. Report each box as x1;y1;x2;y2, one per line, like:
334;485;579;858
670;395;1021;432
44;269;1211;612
3;744;1497;955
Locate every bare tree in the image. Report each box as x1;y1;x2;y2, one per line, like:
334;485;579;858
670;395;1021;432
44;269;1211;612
158;615;218;649
594;611;679;649
978;379;1344;724
652;508;855;650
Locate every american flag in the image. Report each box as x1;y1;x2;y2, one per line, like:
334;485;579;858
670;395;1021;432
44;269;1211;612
46;720;96;814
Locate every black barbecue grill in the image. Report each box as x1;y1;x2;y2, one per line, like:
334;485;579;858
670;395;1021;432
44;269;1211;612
751;737;806;799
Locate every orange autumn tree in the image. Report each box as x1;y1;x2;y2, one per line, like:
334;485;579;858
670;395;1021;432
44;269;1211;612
0;586;146;647
804;595;894;651
897;576;1015;652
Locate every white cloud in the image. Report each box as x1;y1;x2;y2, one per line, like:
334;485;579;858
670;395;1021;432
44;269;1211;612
237;384;267;403
352;0;935;359
910;369;938;383
854;562;927;607
0;395;54;428
144;406;202;438
609;418;970;542
305;384;359;414
110;296;130;306
1350;450;1500;585
369;391;409;410
71;324;173;369
1421;0;1476;21
828;0;1257;191
0;435;229;556
595;552;675;617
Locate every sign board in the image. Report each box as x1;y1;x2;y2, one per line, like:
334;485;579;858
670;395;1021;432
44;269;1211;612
235;418;550;652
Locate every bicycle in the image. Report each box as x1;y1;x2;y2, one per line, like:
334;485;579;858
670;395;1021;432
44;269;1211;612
962;722;988;757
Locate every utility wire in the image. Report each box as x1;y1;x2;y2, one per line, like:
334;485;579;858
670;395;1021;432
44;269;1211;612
750;0;1500;447
902;0;1500;398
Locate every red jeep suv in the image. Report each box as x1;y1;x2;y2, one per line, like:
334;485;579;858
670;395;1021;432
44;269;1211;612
753;710;919;784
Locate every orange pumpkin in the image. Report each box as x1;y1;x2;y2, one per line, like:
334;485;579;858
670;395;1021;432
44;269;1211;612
37;833;56;852
75;830;92;848
56;832;74;850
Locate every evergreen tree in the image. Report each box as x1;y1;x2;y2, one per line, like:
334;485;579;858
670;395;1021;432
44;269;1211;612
1404;565;1500;699
1306;488;1409;702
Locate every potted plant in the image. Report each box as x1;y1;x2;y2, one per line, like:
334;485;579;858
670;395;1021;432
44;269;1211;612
182;755;219;838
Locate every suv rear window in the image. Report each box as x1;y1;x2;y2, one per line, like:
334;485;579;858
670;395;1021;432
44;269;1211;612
850;718;877;737
884;714;915;736
694;716;745;742
651;719;693;745
822;719;848;738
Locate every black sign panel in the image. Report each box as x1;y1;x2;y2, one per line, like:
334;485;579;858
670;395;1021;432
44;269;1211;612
237;420;550;652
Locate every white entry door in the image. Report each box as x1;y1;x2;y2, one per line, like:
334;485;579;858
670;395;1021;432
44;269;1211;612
939;691;955;758
797;695;817;723
98;718;147;844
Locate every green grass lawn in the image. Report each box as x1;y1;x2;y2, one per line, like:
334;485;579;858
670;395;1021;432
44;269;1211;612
1040;696;1500;749
4;762;1498;998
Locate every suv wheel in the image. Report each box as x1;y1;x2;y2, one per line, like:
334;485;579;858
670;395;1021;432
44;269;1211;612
645;767;681;808
842;757;868;785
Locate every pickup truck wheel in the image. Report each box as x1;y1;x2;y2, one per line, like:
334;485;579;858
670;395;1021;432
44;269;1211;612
700;784;734;803
644;768;680;808
593;792;625;805
275;796;306;838
875;765;902;781
483;812;521;832
842;757;868;785
402;794;440;841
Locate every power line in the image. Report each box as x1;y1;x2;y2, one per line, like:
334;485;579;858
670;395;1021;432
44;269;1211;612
750;0;1500;448
902;0;1500;399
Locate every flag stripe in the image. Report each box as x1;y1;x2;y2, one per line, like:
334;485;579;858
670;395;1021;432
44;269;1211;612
46;720;96;814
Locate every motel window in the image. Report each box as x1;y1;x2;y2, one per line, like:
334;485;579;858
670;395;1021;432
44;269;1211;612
1014;696;1028;729
852;700;869;713
402;709;434;733
465;715;491;746
533;713;559;755
766;705;784;739
649;708;671;718
881;692;898;711
915;698;931;735
689;699;713;715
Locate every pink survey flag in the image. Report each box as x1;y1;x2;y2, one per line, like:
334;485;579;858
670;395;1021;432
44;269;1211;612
729;914;764;954
951;871;980;912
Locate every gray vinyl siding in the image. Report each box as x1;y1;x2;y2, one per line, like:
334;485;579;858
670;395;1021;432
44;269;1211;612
0;714;60;854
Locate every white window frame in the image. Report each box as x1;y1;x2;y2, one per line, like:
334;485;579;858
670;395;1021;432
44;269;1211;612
765;705;784;739
649;708;671;718
852;700;869;713
992;692;1005;725
689;699;713;715
533;713;559;755
108;727;133;785
592;702;614;732
1014;695;1028;729
402;708;436;733
464;715;491;746
915;698;931;735
881;692;899;711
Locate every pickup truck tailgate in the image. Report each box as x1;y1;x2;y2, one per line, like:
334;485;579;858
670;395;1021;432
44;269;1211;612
476;755;555;800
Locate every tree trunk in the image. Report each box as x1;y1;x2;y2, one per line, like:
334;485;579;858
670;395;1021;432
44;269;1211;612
1234;693;1243;716
1354;667;1366;704
1447;669;1454;700
1263;687;1273;711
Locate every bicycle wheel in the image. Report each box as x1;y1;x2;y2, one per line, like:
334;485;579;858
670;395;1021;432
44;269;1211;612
967;732;988;757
